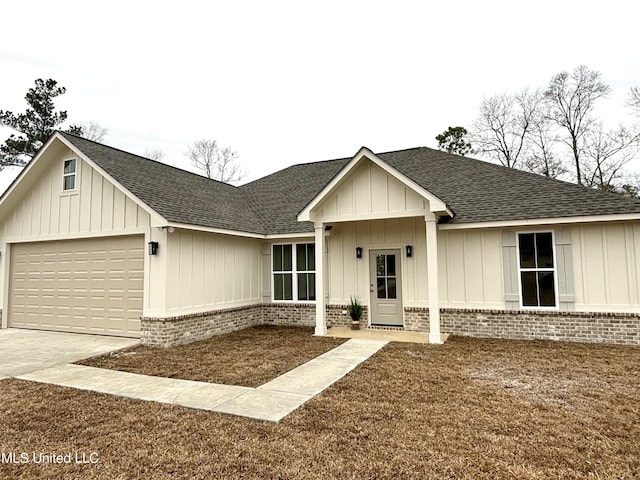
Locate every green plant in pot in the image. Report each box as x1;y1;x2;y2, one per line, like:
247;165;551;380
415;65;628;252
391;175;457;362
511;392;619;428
347;296;363;330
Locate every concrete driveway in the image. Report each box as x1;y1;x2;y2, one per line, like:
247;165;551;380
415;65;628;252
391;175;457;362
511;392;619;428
0;329;139;379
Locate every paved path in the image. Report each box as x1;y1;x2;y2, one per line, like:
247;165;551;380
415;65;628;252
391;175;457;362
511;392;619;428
15;338;388;422
0;329;139;379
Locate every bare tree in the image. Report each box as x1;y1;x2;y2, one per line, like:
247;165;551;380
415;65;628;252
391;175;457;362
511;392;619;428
75;121;108;142
143;148;166;162
581;124;640;191
186;139;246;184
523;103;565;178
544;65;612;185
470;89;541;169
627;86;640;115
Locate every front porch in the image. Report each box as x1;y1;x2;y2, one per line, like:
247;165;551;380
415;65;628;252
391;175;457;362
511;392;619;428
326;326;450;344
296;147;450;345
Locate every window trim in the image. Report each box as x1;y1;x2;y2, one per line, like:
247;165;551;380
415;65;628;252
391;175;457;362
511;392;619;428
271;242;316;303
516;230;559;310
61;157;78;194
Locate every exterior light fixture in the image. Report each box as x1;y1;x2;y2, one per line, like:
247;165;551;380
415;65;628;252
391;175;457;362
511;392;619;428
406;245;413;258
356;246;363;259
148;241;159;256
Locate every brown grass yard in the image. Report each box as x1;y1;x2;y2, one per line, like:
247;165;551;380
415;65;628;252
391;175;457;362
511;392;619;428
78;325;345;387
1;336;639;479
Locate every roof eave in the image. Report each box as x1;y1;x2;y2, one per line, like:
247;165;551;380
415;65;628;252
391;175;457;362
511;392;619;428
438;213;640;230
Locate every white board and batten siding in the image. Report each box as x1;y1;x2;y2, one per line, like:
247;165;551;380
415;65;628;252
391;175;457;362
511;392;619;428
438;229;504;309
316;161;429;222
1;148;151;242
571;222;640;313
165;229;263;315
326;219;505;309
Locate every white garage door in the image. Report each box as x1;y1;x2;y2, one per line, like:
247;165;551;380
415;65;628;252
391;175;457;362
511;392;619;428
9;235;144;337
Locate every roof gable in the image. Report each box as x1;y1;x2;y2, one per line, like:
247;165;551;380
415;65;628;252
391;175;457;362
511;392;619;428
297;147;452;223
0;134;154;236
59;133;267;234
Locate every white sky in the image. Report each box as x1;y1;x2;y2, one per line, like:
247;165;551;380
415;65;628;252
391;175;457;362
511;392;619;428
1;0;639;192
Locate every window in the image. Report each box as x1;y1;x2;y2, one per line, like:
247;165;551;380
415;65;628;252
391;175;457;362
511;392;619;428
272;243;316;301
517;232;557;308
63;158;77;191
375;253;397;299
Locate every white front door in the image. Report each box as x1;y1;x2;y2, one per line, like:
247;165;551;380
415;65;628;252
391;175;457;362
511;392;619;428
369;249;403;326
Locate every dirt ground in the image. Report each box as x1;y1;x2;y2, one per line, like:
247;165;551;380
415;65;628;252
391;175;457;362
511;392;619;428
1;335;638;479
78;325;345;387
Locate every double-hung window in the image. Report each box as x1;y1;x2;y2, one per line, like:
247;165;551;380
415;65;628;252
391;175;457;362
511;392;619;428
63;158;77;191
517;232;557;308
272;243;316;302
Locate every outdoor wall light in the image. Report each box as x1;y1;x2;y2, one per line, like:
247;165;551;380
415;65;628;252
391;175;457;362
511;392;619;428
356;246;363;259
148;241;159;256
406;245;413;258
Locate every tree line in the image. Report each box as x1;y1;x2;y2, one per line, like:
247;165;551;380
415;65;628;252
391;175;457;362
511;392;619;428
437;65;640;196
0;79;246;184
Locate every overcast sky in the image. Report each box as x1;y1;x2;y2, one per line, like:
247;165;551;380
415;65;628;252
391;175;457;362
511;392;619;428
1;0;639;192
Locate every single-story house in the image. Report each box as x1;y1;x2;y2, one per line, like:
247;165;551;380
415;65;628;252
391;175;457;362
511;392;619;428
0;131;639;346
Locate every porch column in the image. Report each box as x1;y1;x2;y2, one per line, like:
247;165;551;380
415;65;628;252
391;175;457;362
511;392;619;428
425;215;443;344
314;222;327;336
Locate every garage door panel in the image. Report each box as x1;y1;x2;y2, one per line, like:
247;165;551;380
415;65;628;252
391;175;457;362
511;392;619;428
9;235;143;337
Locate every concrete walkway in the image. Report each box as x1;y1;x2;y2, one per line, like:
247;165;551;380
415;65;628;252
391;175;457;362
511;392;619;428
326;326;449;344
15;338;388;422
0;329;139;379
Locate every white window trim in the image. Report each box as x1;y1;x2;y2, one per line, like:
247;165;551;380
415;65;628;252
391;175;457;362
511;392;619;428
271;242;316;303
516;230;559;311
61;157;79;194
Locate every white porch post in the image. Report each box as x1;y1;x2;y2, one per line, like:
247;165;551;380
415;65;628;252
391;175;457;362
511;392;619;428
425;214;443;344
314;222;327;336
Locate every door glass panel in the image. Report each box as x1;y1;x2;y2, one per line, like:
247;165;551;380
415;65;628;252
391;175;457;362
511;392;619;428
377;278;386;299
376;255;385;276
386;255;396;276
387;278;397;299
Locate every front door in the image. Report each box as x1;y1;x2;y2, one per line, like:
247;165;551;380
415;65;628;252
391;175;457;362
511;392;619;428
369;249;403;326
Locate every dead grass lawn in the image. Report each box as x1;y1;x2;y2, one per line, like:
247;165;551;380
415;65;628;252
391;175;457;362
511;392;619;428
2;336;639;479
78;325;345;387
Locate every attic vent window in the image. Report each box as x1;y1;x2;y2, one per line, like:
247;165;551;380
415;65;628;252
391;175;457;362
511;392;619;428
63;158;77;191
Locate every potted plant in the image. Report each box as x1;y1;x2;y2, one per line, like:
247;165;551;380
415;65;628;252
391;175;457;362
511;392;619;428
347;296;363;330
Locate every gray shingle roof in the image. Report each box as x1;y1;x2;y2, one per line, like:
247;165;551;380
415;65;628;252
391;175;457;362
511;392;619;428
60;133;640;235
377;148;640;224
60;133;266;234
241;157;349;234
